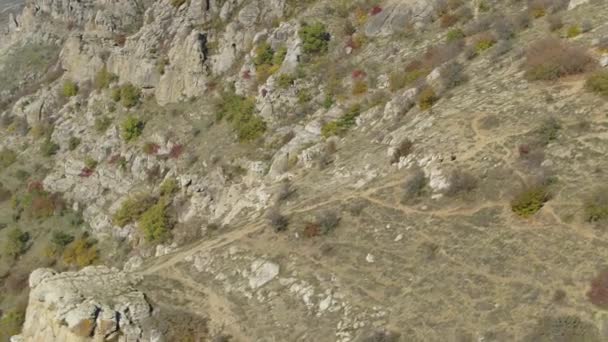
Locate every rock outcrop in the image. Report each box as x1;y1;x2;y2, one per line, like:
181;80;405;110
14;267;155;342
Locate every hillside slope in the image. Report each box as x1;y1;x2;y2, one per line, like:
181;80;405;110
2;0;608;341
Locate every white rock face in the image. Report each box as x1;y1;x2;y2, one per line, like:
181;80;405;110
248;259;280;289
15;266;154;342
568;0;590;10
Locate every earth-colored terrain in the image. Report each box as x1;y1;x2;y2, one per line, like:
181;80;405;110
2;0;608;341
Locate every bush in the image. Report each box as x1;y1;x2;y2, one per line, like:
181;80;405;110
586;71;608;97
254;42;274;67
160;178;179;197
511;184;550;218
362;329;401;342
94;65;117;90
390;139;413;164
119;83;141;108
536;117;561;146
113;194;156;227
68;136;81;151
440;61;466;89
0;310;25;340
524;38;596;81
588;271;608;308
299;22;330;55
583;189;608;222
62;237;98;267
121;116;145;142
216;91;267;142
546;14;563;32
388;68;428;92
170;0;187;8
4;228;29;257
273;46;287;66
444;170;477;196
566;25;581;38
0;148;17;168
440;13;459;28
143;142;160;155
316;210;340;234
473;32;496;53
267;208;289;232
40;138;60;157
138;199;171;242
446;28;465;42
321;104;361;138
94;116;112;133
62;80;79;97
277;73;295;89
403;168;427;199
418;86;438;110
352;79;368;95
51;231;75;248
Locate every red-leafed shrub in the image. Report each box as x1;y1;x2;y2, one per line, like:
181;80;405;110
79;167;95;178
27;181;44;193
303;222;321;238
352;69;367;79
169;144;184;159
371;6;383;15
588;271;608;308
242;70;251;80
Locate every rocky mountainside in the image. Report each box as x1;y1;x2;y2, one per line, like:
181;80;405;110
1;0;608;341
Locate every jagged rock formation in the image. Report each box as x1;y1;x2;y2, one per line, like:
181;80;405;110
13;267;154;342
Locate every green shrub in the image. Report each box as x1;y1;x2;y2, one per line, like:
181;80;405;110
511;184;550;218
94;116;113;133
5;228;29;257
112;194;156;227
121;116;145;142
586;71;608;97
138;199;171;242
0;310;25;340
62;237;98;267
160;178;179;197
473;32;496;53
277;73;296;89
62;80;79;97
537;117;561;146
254;42;275;66
388;69;429;92
170;0;187;7
566;25;581;38
94;65;117;90
111;87;122;102
299;22;330;55
418;86;438;110
316;210;340;234
352;79;368;95
51;231;75;248
216;91;266;142
583;189;608;222
0;148;17;168
446;28;465;42
321;104;361;138
68;136;81;151
119;83;141;108
297;89;312;104
84;156;98;170
40;138;60;157
273;46;288;66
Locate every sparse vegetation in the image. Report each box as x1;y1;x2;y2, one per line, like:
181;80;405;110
524;38;596;81
0;148;17;168
4;228;29;257
94;65;117;90
267;208;289;232
315;210;340;234
170;0;187;8
95;116;113;133
566;25;581;38
112;194;156;227
321;104;361;138
160;178;179;197
585;71;608;97
402;168;427;200
444;169;477;196
583;189;608;223
390;139;413;164
62;236;98;267
216;91;266;142
418;86;438;110
112;83;141;108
